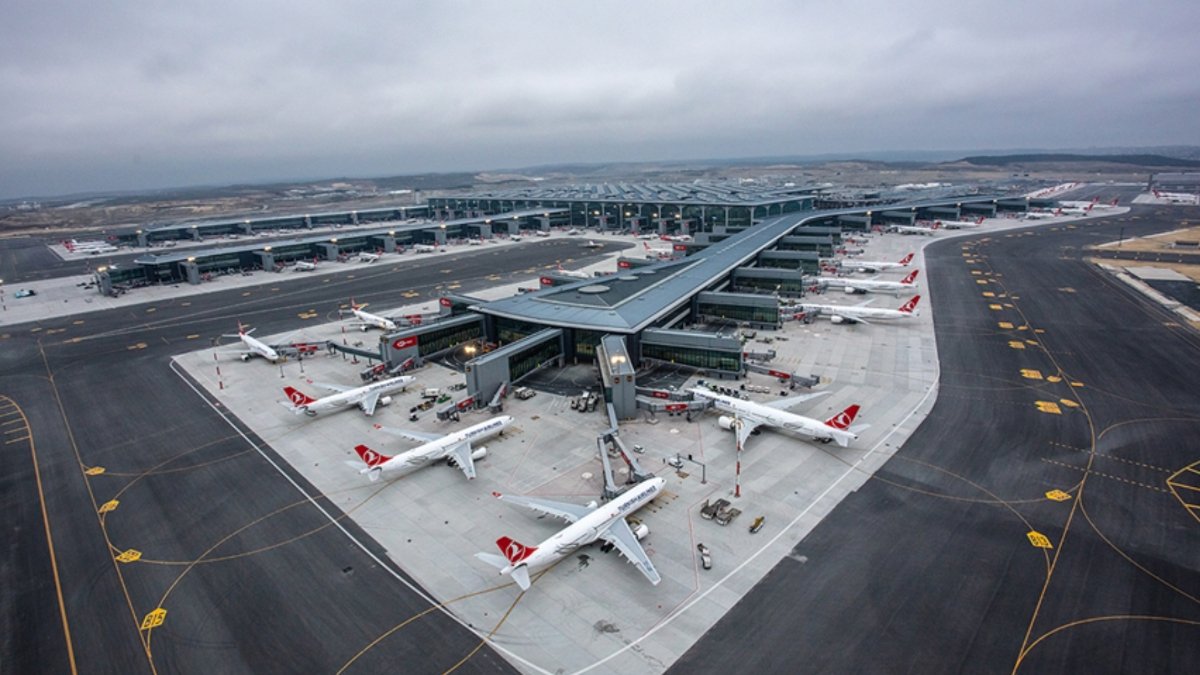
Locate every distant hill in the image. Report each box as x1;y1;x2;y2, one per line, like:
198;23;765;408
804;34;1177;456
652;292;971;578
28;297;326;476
956;154;1200;168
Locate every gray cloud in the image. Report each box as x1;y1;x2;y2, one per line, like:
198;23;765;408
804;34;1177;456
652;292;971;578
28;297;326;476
2;0;1198;198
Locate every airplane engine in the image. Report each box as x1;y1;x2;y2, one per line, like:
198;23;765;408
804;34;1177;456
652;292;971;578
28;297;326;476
830;315;857;325
717;415;738;430
630;521;650;540
586;500;598;509
240;354;251;361
379;396;393;407
844;287;866;295
361;325;370;332
471;446;487;460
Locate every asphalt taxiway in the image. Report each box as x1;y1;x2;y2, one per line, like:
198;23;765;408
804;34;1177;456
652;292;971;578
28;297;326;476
672;205;1200;673
0;238;627;673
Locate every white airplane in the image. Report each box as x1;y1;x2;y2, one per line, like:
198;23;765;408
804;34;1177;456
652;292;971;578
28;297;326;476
535;230;551;238
343;298;398;332
821;269;920;296
1058;203;1094;216
934;216;985;229
689;388;864;449
352;415;514;481
221;323;282;362
643;241;674;259
798;295;922;325
554;263;591;280
636;233;659;240
283;375;416;417
468;238;483;246
1151;189;1199;205
65;239;119;254
357;252;381;263
413;244;438;253
293;259;318;271
845;252;914;274
663;234;693;242
476;477;664;590
891;221;940;236
1023;209;1062;220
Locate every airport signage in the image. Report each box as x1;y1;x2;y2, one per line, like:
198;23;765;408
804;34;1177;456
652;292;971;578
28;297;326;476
439;297;452;307
392;336;418;350
766;369;791;379
665;403;688;412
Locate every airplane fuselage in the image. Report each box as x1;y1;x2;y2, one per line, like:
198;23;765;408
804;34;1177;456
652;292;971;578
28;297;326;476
242;334;281;362
301;376;415;415
503;478;663;577
374;416;513;476
692;389;856;446
352;307;398;331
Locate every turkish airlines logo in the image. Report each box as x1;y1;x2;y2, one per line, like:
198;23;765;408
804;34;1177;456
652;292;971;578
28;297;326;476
392;336;418;350
362;449;382;466
829;411;852;429
439;297;452;307
505;540;528;562
289;390;308;405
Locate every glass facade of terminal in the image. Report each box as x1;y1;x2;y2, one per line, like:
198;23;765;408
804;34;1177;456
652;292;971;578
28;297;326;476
418;321;483;356
697;300;780;325
496;317;543;345
733;276;806;295
573;329;604;358
641;342;741;373
509;338;561;382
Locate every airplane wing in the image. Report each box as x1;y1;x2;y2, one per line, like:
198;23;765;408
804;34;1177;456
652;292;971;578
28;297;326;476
359;392;380;416
736;417;763;449
497;493;593;524
766;390;830;410
312;381;351;393
599;518;661;585
446;442;477;479
377;426;445;443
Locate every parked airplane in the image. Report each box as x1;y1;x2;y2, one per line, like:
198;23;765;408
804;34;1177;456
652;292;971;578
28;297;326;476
689;388;864;449
798;295;922;325
293;259;318;271
476;477;664;590
352;415;514;481
555;263;591;280
935;216;985;229
845;253;913;274
1023;209;1062;220
891;221;940;236
821;269;920;296
344;298;398;332
65;239;119;255
535;230;552;238
636;233;659;240
1058;203;1094;216
663;234;693;242
221;323;282;362
643;242;674;258
357;252;381;263
413;244;438;253
1152;189;1199;205
283;375;416;416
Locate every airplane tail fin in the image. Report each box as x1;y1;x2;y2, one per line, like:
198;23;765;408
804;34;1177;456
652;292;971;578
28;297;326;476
825;404;861;430
899;295;921;313
901;269;919;285
496;536;537;565
283;386;316;407
976;216;985;224
899;253;914;265
353;444;391;468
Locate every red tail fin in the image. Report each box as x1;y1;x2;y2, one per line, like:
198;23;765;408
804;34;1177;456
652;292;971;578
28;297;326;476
976;216;985;224
901;269;919;285
354;444;391;467
825;404;860;430
899;295;921;313
496;536;537;564
899;253;914;265
283;386;316;406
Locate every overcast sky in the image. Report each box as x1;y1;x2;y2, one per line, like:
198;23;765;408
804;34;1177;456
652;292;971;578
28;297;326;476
3;0;1198;199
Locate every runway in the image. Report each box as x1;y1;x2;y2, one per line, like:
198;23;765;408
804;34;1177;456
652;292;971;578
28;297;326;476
0;238;627;673
672;205;1200;672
